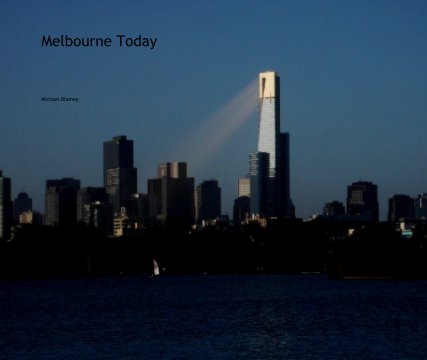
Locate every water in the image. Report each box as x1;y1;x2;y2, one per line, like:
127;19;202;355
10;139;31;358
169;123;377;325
1;275;426;359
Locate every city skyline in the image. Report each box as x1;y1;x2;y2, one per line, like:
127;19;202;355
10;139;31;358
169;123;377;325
1;1;427;220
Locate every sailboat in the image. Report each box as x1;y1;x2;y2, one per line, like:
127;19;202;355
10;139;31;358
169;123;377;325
152;258;160;277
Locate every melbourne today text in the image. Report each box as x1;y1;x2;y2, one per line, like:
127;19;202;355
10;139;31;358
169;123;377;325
41;35;157;49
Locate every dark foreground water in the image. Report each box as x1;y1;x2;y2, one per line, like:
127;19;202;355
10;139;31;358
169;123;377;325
1;275;427;359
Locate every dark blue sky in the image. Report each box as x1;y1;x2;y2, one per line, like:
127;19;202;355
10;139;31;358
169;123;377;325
1;0;426;219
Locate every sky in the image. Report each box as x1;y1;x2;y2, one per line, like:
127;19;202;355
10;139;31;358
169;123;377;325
1;0;427;220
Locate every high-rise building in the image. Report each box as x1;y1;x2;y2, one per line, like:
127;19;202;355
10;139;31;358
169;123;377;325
258;71;280;177
0;171;12;240
103;136;137;214
346;181;379;222
253;71;291;217
195;180;221;223
13;192;32;222
147;162;195;225
249;151;269;216
45;178;80;226
388;194;412;223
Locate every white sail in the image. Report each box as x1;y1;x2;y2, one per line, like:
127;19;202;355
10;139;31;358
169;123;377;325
152;259;160;276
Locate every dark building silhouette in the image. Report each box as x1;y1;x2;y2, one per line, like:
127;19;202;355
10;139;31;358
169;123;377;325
195;180;221;223
147;162;195;225
103;136;137;214
388;194;413;223
249;151;269;216
0;171;12;240
323;201;345;216
45;178;81;226
13;192;32;222
76;187;108;222
85;201;113;235
127;193;149;228
347;181;379;222
233;196;250;223
278;132;291;217
76;187;112;234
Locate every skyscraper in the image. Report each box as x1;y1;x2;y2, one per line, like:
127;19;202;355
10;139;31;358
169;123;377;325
195;180;221;223
258;71;280;178
347;181;379;222
249;151;269;216
103;136;137;214
252;71;291;217
147;162;195;225
0;171;12;240
45;178;81;226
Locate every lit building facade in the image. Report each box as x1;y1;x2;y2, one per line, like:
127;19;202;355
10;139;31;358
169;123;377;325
238;178;250;198
258;71;280;178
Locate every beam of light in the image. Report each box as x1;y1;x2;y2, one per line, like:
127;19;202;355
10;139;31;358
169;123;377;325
170;77;258;170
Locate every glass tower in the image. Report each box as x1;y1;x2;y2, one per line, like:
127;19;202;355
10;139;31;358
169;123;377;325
252;71;291;218
258;71;280;178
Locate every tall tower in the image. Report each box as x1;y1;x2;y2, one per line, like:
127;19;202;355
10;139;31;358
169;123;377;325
254;71;291;217
103;136;137;214
258;71;280;178
0;171;12;240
